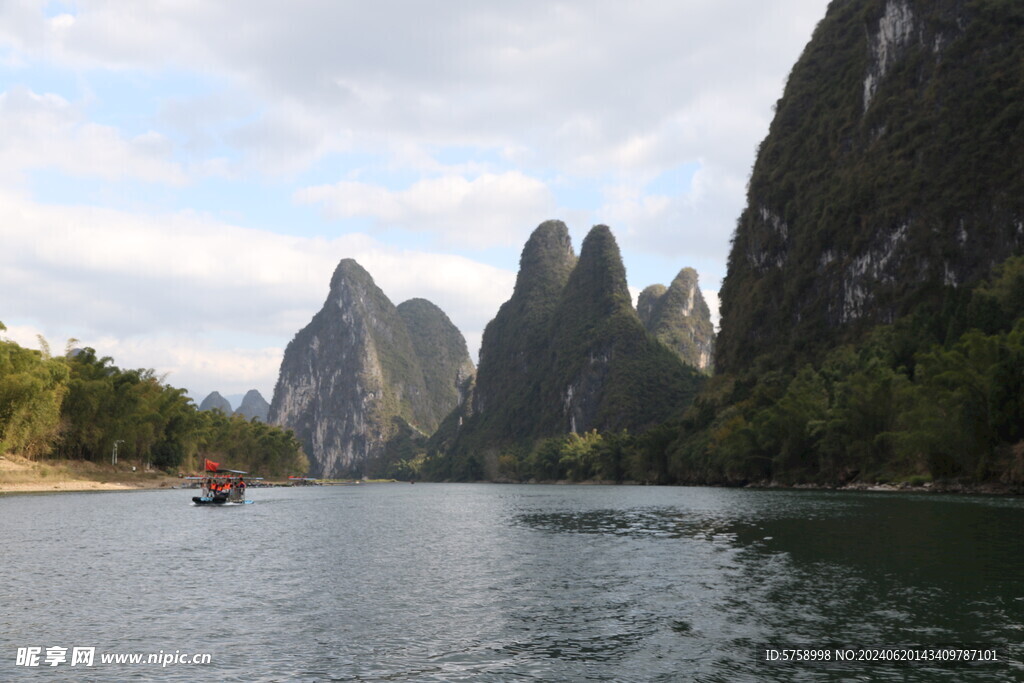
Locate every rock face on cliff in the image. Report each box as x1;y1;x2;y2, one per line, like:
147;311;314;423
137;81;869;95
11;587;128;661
234;389;270;422
397;298;476;421
637;268;715;372
717;0;1024;373
199;391;232;414
430;221;704;476
269;259;474;477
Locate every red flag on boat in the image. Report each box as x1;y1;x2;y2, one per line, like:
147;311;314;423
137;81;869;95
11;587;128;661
204;458;219;472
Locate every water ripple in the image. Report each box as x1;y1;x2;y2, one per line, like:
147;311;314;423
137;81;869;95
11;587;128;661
1;484;1021;681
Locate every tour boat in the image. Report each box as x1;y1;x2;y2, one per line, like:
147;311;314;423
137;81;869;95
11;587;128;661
190;459;256;506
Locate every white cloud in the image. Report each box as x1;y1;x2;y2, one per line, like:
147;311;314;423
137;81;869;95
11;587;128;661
106;335;286;404
0;2;829;178
0;87;188;186
295;172;558;248
2;324;55;354
0;192;514;398
599;160;747;274
0;1;831;272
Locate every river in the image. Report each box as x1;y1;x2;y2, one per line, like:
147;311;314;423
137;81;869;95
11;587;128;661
1;483;1021;681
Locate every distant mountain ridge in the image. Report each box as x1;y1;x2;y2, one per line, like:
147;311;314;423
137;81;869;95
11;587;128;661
198;389;270;421
235;389;270;422
198;391;232;414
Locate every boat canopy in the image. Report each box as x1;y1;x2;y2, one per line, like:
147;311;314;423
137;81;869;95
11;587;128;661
185;474;263;480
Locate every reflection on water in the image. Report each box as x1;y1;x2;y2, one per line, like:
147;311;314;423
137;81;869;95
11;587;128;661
1;485;1022;681
513;491;1024;681
516;507;735;540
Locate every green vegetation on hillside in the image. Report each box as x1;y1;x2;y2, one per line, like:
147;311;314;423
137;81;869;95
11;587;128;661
419;223;705;481
673;257;1024;486
693;0;1024;488
396;298;475;428
718;0;1024;374
0;331;307;477
637;268;715;372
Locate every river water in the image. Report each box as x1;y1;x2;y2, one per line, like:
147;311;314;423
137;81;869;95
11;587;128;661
1;484;1021;681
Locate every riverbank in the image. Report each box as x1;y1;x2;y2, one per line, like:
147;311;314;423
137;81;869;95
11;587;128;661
744;478;1024;495
444;476;1024;495
0;454;179;494
5;452;1021;496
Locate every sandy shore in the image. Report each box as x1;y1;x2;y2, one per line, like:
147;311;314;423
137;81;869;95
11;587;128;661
0;454;181;494
0;481;169;493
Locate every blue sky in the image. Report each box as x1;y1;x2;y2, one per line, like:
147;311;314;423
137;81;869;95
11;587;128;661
0;0;831;404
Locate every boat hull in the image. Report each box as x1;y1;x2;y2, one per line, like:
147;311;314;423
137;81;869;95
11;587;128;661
191;496;253;506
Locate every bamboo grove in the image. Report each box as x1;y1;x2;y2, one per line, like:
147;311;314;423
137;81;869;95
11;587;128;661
0;327;307;477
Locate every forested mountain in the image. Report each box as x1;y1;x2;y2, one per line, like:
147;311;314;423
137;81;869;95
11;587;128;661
675;0;1024;488
423;222;705;481
717;0;1024;373
396;298;475;427
268;259;474;478
455;220;577;444
638;267;715;372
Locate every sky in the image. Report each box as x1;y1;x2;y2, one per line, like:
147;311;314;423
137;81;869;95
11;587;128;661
0;0;831;406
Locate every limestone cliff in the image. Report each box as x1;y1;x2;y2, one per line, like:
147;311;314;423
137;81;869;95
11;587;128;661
269;259;474;477
551;226;701;435
428;222;704;478
717;0;1024;373
638;267;715;372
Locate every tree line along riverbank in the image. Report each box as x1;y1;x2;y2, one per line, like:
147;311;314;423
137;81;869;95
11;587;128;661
0;326;309;481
